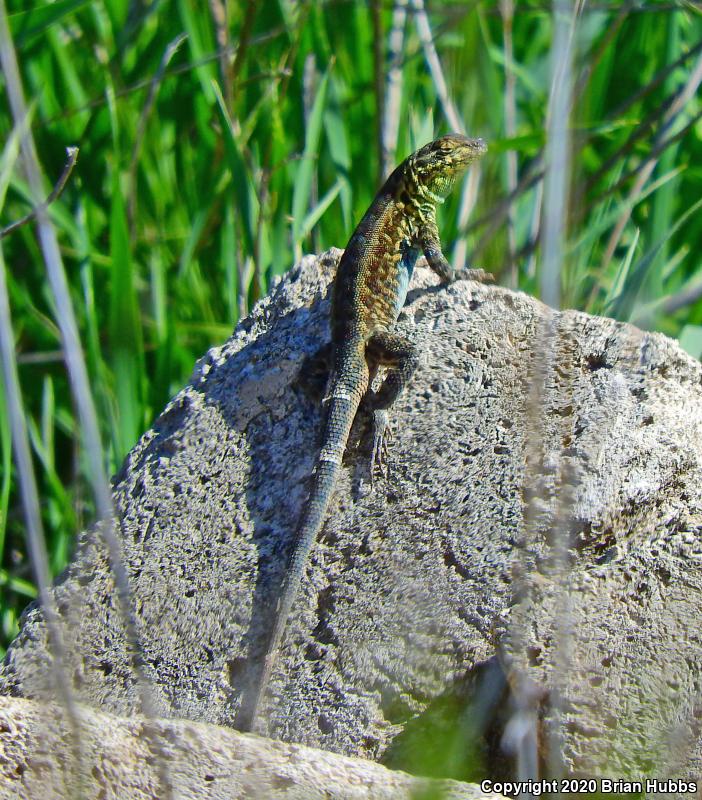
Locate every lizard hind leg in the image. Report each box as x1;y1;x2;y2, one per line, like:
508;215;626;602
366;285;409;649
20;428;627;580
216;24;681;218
364;331;419;481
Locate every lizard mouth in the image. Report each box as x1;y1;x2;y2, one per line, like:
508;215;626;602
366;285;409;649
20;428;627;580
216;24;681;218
472;137;488;155
457;137;488;161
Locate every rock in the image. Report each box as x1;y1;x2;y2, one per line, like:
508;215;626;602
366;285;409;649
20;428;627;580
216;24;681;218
0;695;505;799
1;249;701;783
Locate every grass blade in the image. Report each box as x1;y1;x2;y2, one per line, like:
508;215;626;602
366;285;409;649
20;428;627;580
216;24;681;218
292;64;331;258
109;168;143;458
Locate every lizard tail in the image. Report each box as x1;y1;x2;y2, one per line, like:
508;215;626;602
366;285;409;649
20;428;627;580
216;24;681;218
242;373;367;731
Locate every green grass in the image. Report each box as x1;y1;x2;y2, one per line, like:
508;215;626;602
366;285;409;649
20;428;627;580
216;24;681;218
0;0;701;671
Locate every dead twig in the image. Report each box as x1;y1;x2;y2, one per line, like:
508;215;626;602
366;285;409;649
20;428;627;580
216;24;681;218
0;146;79;239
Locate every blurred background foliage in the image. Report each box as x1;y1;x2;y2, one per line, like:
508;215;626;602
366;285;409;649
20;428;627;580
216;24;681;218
0;0;701;654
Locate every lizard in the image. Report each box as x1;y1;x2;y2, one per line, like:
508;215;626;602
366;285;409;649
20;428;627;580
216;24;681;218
239;133;489;732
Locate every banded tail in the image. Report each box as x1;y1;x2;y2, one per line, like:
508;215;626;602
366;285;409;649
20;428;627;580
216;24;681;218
240;357;369;731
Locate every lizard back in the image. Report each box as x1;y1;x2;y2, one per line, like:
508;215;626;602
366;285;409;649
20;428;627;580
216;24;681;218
332;165;421;345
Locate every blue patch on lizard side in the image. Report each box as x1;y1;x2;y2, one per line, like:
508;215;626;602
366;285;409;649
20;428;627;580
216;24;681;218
394;239;420;317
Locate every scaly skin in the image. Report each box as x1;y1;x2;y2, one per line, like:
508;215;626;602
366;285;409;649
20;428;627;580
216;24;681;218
239;133;489;732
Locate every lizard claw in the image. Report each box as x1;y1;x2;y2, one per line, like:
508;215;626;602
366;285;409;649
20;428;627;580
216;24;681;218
456;266;494;283
370;410;391;484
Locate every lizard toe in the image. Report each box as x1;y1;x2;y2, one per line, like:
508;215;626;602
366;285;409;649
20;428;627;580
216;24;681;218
457;266;494;283
370;410;391;484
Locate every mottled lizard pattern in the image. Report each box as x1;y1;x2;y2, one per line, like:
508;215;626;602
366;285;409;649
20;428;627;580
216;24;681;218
240;134;488;731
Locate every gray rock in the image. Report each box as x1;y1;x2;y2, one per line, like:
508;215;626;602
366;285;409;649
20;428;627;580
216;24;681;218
0;695;506;799
1;249;701;784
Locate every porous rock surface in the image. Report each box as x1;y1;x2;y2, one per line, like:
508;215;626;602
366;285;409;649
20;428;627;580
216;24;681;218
1;249;701;785
0;695;505;800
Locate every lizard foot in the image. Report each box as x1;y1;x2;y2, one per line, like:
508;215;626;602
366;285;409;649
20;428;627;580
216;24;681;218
370;410;391;484
456;266;494;283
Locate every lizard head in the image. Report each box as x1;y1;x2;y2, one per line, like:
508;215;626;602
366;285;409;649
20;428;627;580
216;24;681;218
409;134;487;200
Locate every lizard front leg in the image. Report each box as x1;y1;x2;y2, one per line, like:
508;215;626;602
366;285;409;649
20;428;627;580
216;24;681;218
419;215;492;284
364;331;419;479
